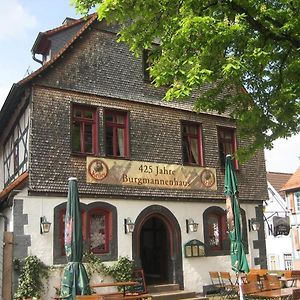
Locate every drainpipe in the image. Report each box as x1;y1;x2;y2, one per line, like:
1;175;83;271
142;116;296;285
32;53;43;65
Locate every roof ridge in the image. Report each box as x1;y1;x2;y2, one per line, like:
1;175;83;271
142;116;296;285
43;13;97;36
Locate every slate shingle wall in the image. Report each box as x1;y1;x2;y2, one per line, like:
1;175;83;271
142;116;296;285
29;21;268;201
29;86;268;201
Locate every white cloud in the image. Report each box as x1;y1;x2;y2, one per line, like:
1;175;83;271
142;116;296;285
0;0;37;40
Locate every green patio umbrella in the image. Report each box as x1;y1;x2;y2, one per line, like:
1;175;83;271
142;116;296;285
60;177;91;299
224;155;249;275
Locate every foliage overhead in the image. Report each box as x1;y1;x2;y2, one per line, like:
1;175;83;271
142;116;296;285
72;0;300;159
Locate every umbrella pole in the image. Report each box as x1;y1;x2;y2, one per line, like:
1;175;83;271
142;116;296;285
237;273;244;300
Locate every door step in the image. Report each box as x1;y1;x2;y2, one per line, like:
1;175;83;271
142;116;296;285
147;284;207;300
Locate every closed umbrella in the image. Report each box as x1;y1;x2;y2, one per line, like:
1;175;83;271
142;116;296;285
60;177;91;299
224;155;249;275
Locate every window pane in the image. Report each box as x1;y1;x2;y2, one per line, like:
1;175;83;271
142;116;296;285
105;113;113;122
208;215;220;248
74;109;82;118
84;110;93;119
105;127;113;155
72;123;81;152
84;124;93;153
117;128;125;156
116;115;125;125
90;212;106;253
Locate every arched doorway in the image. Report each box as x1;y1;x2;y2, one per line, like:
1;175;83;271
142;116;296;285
140;216;169;284
132;205;183;288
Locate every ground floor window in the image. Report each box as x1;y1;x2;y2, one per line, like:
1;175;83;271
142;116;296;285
203;206;248;256
283;253;293;270
54;202;117;264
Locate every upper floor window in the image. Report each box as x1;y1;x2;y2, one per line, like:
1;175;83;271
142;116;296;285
104;109;129;158
218;126;238;169
71;104;98;155
182;122;204;166
54;202;117;264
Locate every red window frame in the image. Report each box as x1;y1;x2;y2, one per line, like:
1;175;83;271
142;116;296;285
182;121;204;166
207;213;227;251
71;104;98;155
104;109;129;158
59;208;111;256
87;208;110;254
218;126;238;169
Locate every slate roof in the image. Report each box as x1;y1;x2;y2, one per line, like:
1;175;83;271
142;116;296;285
281;167;300;192
267;171;292;199
0;13;97;138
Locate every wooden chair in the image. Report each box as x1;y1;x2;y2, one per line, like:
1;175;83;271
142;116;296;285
241;282;260;299
245;274;260;284
292;288;300;300
209;271;223;296
262;275;281;290
219;272;238;298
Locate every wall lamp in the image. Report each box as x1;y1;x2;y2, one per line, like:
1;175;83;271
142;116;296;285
186;218;199;233
124;217;135;234
248;218;260;232
40;216;51;234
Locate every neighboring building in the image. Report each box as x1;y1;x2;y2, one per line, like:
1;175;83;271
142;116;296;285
281;167;300;269
265;172;293;270
0;14;268;299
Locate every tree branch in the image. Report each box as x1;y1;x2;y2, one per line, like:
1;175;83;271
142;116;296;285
225;1;300;48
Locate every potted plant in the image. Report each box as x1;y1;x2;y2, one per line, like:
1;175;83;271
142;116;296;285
14;255;49;300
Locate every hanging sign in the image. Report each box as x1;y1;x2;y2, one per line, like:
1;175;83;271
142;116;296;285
273;216;290;236
86;157;217;190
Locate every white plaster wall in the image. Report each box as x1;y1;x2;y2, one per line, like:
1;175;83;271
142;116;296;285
20;193;258;298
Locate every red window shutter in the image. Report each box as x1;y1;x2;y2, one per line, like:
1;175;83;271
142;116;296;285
290;193;296;214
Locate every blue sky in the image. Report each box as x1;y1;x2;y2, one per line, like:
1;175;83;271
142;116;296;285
0;0;299;174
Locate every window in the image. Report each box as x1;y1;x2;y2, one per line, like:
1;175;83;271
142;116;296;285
218;126;238;169
104;109;129;158
269;255;278;270
203;206;248;256
54;202;117;264
182;122;204;166
71;104;98;155
204;207;228;254
13;142;19;173
283;253;293;270
295;192;300;212
88;208;109;253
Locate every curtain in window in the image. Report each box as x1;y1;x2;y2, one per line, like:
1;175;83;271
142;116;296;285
188;136;198;164
116;115;125;157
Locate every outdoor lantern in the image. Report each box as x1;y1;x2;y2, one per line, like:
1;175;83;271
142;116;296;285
124;217;135;234
248;218;261;232
186;218;199;233
40;216;52;234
